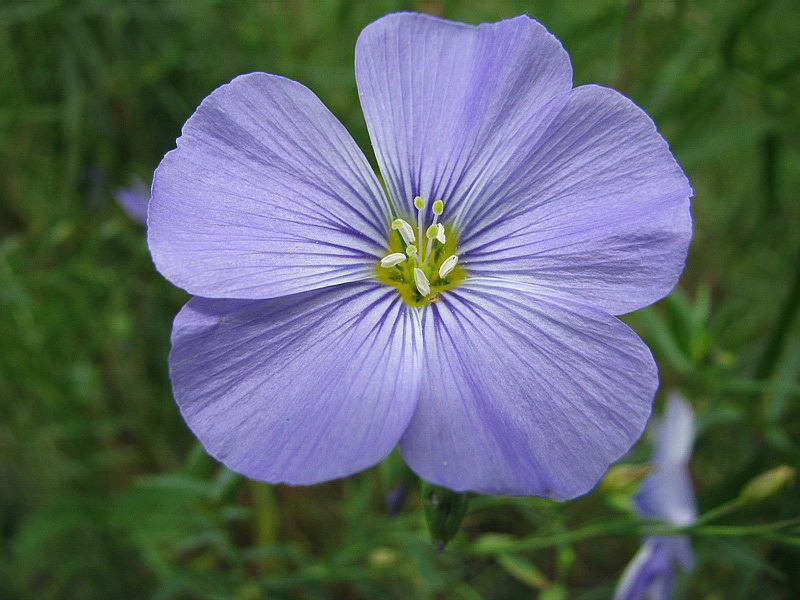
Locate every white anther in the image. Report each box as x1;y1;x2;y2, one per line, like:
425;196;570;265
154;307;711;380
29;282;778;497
438;255;459;278
380;253;406;268
413;268;431;296
435;223;446;244
432;200;444;215
391;218;416;245
425;222;446;245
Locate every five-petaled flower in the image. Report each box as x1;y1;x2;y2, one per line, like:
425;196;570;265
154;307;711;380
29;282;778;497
613;393;697;599
148;13;692;499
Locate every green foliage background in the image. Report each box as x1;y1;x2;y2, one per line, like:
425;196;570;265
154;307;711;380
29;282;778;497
2;0;799;598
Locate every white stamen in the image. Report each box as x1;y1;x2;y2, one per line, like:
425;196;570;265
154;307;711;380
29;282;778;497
424;223;445;260
413;268;430;296
381;198;459;299
380;253;406;268
391;218;416;245
435;223;446;244
438;255;458;278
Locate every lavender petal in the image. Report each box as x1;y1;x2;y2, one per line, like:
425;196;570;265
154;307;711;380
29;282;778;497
115;176;150;225
149;73;391;300
170;282;422;485
457;85;692;316
635;393;697;526
399;277;656;499
613;536;694;600
356;13;572;220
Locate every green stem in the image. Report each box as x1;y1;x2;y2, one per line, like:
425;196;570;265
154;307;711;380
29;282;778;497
691;515;800;537
693;498;744;526
472;519;638;554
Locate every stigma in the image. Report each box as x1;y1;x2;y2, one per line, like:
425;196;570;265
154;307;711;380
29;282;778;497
375;197;465;307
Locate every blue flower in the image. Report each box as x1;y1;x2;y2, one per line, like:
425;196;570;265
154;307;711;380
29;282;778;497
614;393;697;599
148;14;692;498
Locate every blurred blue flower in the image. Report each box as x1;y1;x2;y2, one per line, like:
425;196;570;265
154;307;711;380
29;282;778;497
115;176;150;225
147;13;692;498
614;393;696;600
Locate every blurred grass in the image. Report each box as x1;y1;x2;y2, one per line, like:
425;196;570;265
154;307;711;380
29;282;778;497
1;0;799;598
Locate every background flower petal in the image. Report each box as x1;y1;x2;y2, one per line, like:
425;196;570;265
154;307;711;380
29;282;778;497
635;465;697;526
149;73;391;299
613;537;665;600
653;392;695;467
170;282;421;485
355;13;572;219
613;536;693;600
457;85;692;315
114;175;150;225
635;393;697;525
400;277;656;499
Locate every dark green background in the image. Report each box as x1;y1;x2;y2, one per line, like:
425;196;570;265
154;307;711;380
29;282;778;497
2;0;799;598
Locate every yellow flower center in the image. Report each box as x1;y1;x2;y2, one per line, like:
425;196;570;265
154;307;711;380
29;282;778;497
375;198;466;308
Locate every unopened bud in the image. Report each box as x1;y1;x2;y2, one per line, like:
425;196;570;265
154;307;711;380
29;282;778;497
739;465;795;504
599;464;652;493
421;482;469;552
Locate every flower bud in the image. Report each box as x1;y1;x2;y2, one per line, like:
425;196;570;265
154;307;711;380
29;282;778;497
421;482;469;552
739;465;795;504
598;464;652;493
